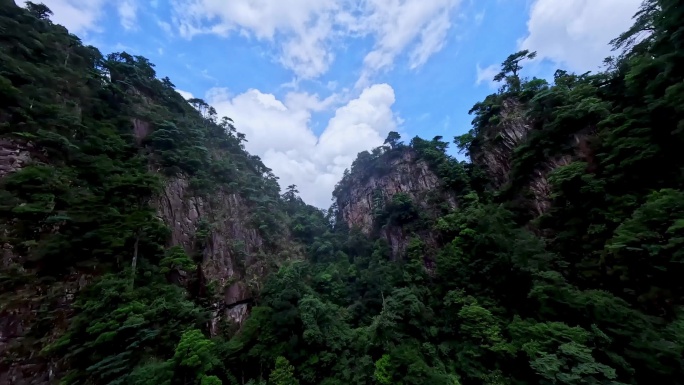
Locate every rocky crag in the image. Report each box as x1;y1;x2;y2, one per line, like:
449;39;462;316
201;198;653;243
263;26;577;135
0;2;294;383
334;144;459;260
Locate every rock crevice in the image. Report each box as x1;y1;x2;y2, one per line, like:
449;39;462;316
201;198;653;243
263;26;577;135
156;177;264;332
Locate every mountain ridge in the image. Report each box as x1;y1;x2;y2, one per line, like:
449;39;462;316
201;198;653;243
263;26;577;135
2;1;684;384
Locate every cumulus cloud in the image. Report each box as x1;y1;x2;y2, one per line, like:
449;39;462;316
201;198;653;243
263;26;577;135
359;0;459;77
176;89;194;100
171;0;337;78
118;1;138;30
475;63;499;89
520;0;642;72
33;0;140;35
170;0;461;80
206;84;399;207
36;0;107;35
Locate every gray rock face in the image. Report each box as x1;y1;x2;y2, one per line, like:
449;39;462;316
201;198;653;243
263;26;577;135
470;98;592;216
336;149;456;259
132;119;151;145
156;177;265;333
0;133;270;383
470;99;532;189
0;245;93;385
0;139;32;179
0;139;45;384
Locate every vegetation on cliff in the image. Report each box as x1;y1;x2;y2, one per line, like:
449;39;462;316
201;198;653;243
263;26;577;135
226;1;684;384
1;0;683;385
0;2;287;384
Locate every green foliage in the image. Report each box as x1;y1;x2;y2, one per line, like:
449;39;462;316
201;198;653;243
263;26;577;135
377;192;418;227
160;245;196;274
269;356;300;385
463;0;684;313
0;2;289;384
383;131;403;149
605;189;684;306
220;4;684;383
374;354;392;385
201;375;223;385
493;49;537;92
173;329;220;381
411;136;471;195
49;273;207;385
3;1;684;385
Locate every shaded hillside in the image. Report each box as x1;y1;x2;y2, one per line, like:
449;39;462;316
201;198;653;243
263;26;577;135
210;1;684;385
332;136;465;260
1;0;684;385
458;0;684;312
0;2;301;384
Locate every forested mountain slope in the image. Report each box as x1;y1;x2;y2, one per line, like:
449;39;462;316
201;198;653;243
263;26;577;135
0;2;300;384
1;0;684;385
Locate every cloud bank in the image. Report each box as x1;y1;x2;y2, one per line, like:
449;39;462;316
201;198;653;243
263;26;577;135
36;0;643;209
203;85;399;207
170;0;460;80
520;0;642;72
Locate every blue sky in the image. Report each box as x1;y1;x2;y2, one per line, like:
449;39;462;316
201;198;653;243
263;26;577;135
36;0;641;207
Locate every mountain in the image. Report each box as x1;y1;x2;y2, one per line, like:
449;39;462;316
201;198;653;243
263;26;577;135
2;0;684;385
332;141;459;260
0;2;300;383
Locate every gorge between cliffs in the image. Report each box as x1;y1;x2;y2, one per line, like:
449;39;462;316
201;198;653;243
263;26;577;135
2;1;684;385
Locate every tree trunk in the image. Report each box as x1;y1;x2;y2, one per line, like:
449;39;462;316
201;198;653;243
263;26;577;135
130;234;140;288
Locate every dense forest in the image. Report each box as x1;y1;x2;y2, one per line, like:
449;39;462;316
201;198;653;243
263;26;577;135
1;1;683;385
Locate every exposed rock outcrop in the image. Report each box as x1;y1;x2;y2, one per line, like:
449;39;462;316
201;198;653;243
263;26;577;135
336;149;456;259
0;2;290;381
528;132;594;215
0;147;270;384
0;139;32;179
470;99;532;189
156;177;265;333
470;98;593;217
0;268;92;385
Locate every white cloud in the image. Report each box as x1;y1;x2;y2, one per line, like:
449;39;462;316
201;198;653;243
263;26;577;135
35;0;107;35
171;0;337;78
176;89;194;100
359;0;459;76
278;15;335;79
206;84;399;207
158;20;173;35
475;63;499;89
520;0;641;72
32;0;140;34
408;10;452;69
118;1;138;30
170;0;461;80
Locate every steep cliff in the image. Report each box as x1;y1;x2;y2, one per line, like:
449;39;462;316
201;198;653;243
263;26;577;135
0;146;278;384
333;142;461;260
4;0;684;384
0;139;33;178
336;149;446;229
156;176;266;332
459;42;684;314
468;98;531;189
464;75;597;218
0;3;294;383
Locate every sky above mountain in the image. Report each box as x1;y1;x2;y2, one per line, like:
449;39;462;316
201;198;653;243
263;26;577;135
35;0;641;208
